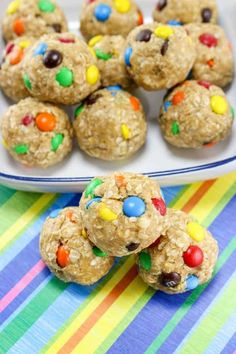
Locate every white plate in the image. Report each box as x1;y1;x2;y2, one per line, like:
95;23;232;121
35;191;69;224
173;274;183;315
0;0;235;193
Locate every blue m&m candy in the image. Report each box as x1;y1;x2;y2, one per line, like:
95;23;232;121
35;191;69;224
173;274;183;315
86;197;102;209
164;100;172;112
186;275;199;291
124;46;133;67
123;196;146;217
49;209;62;218
167;20;183;26
94;4;112;22
33;42;48;56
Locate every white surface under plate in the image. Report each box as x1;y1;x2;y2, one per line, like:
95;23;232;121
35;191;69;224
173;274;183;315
0;0;235;193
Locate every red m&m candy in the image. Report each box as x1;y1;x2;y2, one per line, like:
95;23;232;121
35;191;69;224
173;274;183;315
151;198;166;216
199;33;218;48
183;246;204;268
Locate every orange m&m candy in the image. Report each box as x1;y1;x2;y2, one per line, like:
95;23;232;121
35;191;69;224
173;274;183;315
13;18;25;36
10;47;24;65
130;96;140;111
172;91;185;105
137;10;143;25
36;112;56;132
56;245;70;268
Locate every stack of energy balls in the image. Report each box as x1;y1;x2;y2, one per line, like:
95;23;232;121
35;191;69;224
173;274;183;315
40;172;219;294
0;0;235;168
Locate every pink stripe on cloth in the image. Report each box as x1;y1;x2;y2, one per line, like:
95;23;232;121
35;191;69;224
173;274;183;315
0;260;45;312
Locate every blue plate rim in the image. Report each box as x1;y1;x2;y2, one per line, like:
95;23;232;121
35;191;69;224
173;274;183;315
0;155;235;183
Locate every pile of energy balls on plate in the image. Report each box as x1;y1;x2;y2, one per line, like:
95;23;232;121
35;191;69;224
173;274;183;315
0;0;235;168
40;172;219;294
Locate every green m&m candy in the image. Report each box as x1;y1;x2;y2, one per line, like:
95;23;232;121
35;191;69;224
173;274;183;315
14;144;29;154
38;0;55;13
51;133;64;152
56;67;74;87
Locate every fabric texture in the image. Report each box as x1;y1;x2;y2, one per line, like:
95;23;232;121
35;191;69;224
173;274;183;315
0;173;235;354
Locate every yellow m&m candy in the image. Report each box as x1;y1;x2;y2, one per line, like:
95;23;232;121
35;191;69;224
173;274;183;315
154;26;174;40
86;65;100;85
211;96;228;115
121;124;130;140
99;203;118;221
19;40;31;49
89;35;103;47
187;222;205;242
7;0;20;15
114;0;131;13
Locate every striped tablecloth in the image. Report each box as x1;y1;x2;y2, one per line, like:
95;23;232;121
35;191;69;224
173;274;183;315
0;173;236;354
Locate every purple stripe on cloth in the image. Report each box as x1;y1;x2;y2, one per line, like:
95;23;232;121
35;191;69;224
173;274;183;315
0;194;81;298
221;333;236;354
108;195;236;354
1;268;51;325
0;194;81;325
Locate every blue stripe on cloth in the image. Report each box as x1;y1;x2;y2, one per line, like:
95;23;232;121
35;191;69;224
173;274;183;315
0;277;52;331
204;310;236;354
0;194;82;327
0;193;77;272
220;332;236;354
107;195;236;354
0;194;81;298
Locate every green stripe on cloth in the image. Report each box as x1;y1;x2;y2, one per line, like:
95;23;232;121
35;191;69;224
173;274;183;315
0;192;41;236
145;235;236;354
0;186;15;206
0;278;67;352
178;275;236;354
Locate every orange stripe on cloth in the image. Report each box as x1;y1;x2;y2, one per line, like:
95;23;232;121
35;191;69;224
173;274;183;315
58;266;138;353
182;180;216;213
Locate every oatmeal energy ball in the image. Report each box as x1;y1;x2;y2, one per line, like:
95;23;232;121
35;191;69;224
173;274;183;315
88;35;132;88
73;87;147;161
0;37;35;102
22;33;101;105
153;0;218;25
40;207;114;285
137;209;219;294
2;0;68;42
1;97;73;168
186;24;234;88
124;23;196;90
80;0;143;39
159;80;234;148
80;173;167;257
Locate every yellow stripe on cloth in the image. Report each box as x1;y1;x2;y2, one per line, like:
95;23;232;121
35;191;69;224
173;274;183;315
0;193;56;252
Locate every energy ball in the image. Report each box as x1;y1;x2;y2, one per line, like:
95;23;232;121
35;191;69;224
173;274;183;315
159;80;234;148
40;207;114;285
2;0;68;42
80;0;143;40
80;172;167;257
22;33;101;105
186;24;234;88
88;35;133;88
124;23;196;90
73;87;147;161
153;0;218;25
136;209;219;294
0;37;36;102
1;97;73;168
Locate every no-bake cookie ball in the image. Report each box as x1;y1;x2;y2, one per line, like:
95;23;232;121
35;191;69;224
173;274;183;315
1;97;73;168
22;33;101;105
40;207;114;285
80;172;167;257
0;37;35;102
153;0;218;25
159;80;234;148
73;87;147;160
80;0;143;39
136;209;219;294
2;0;68;42
124;23;196;90
186;23;234;88
88;35;133;88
